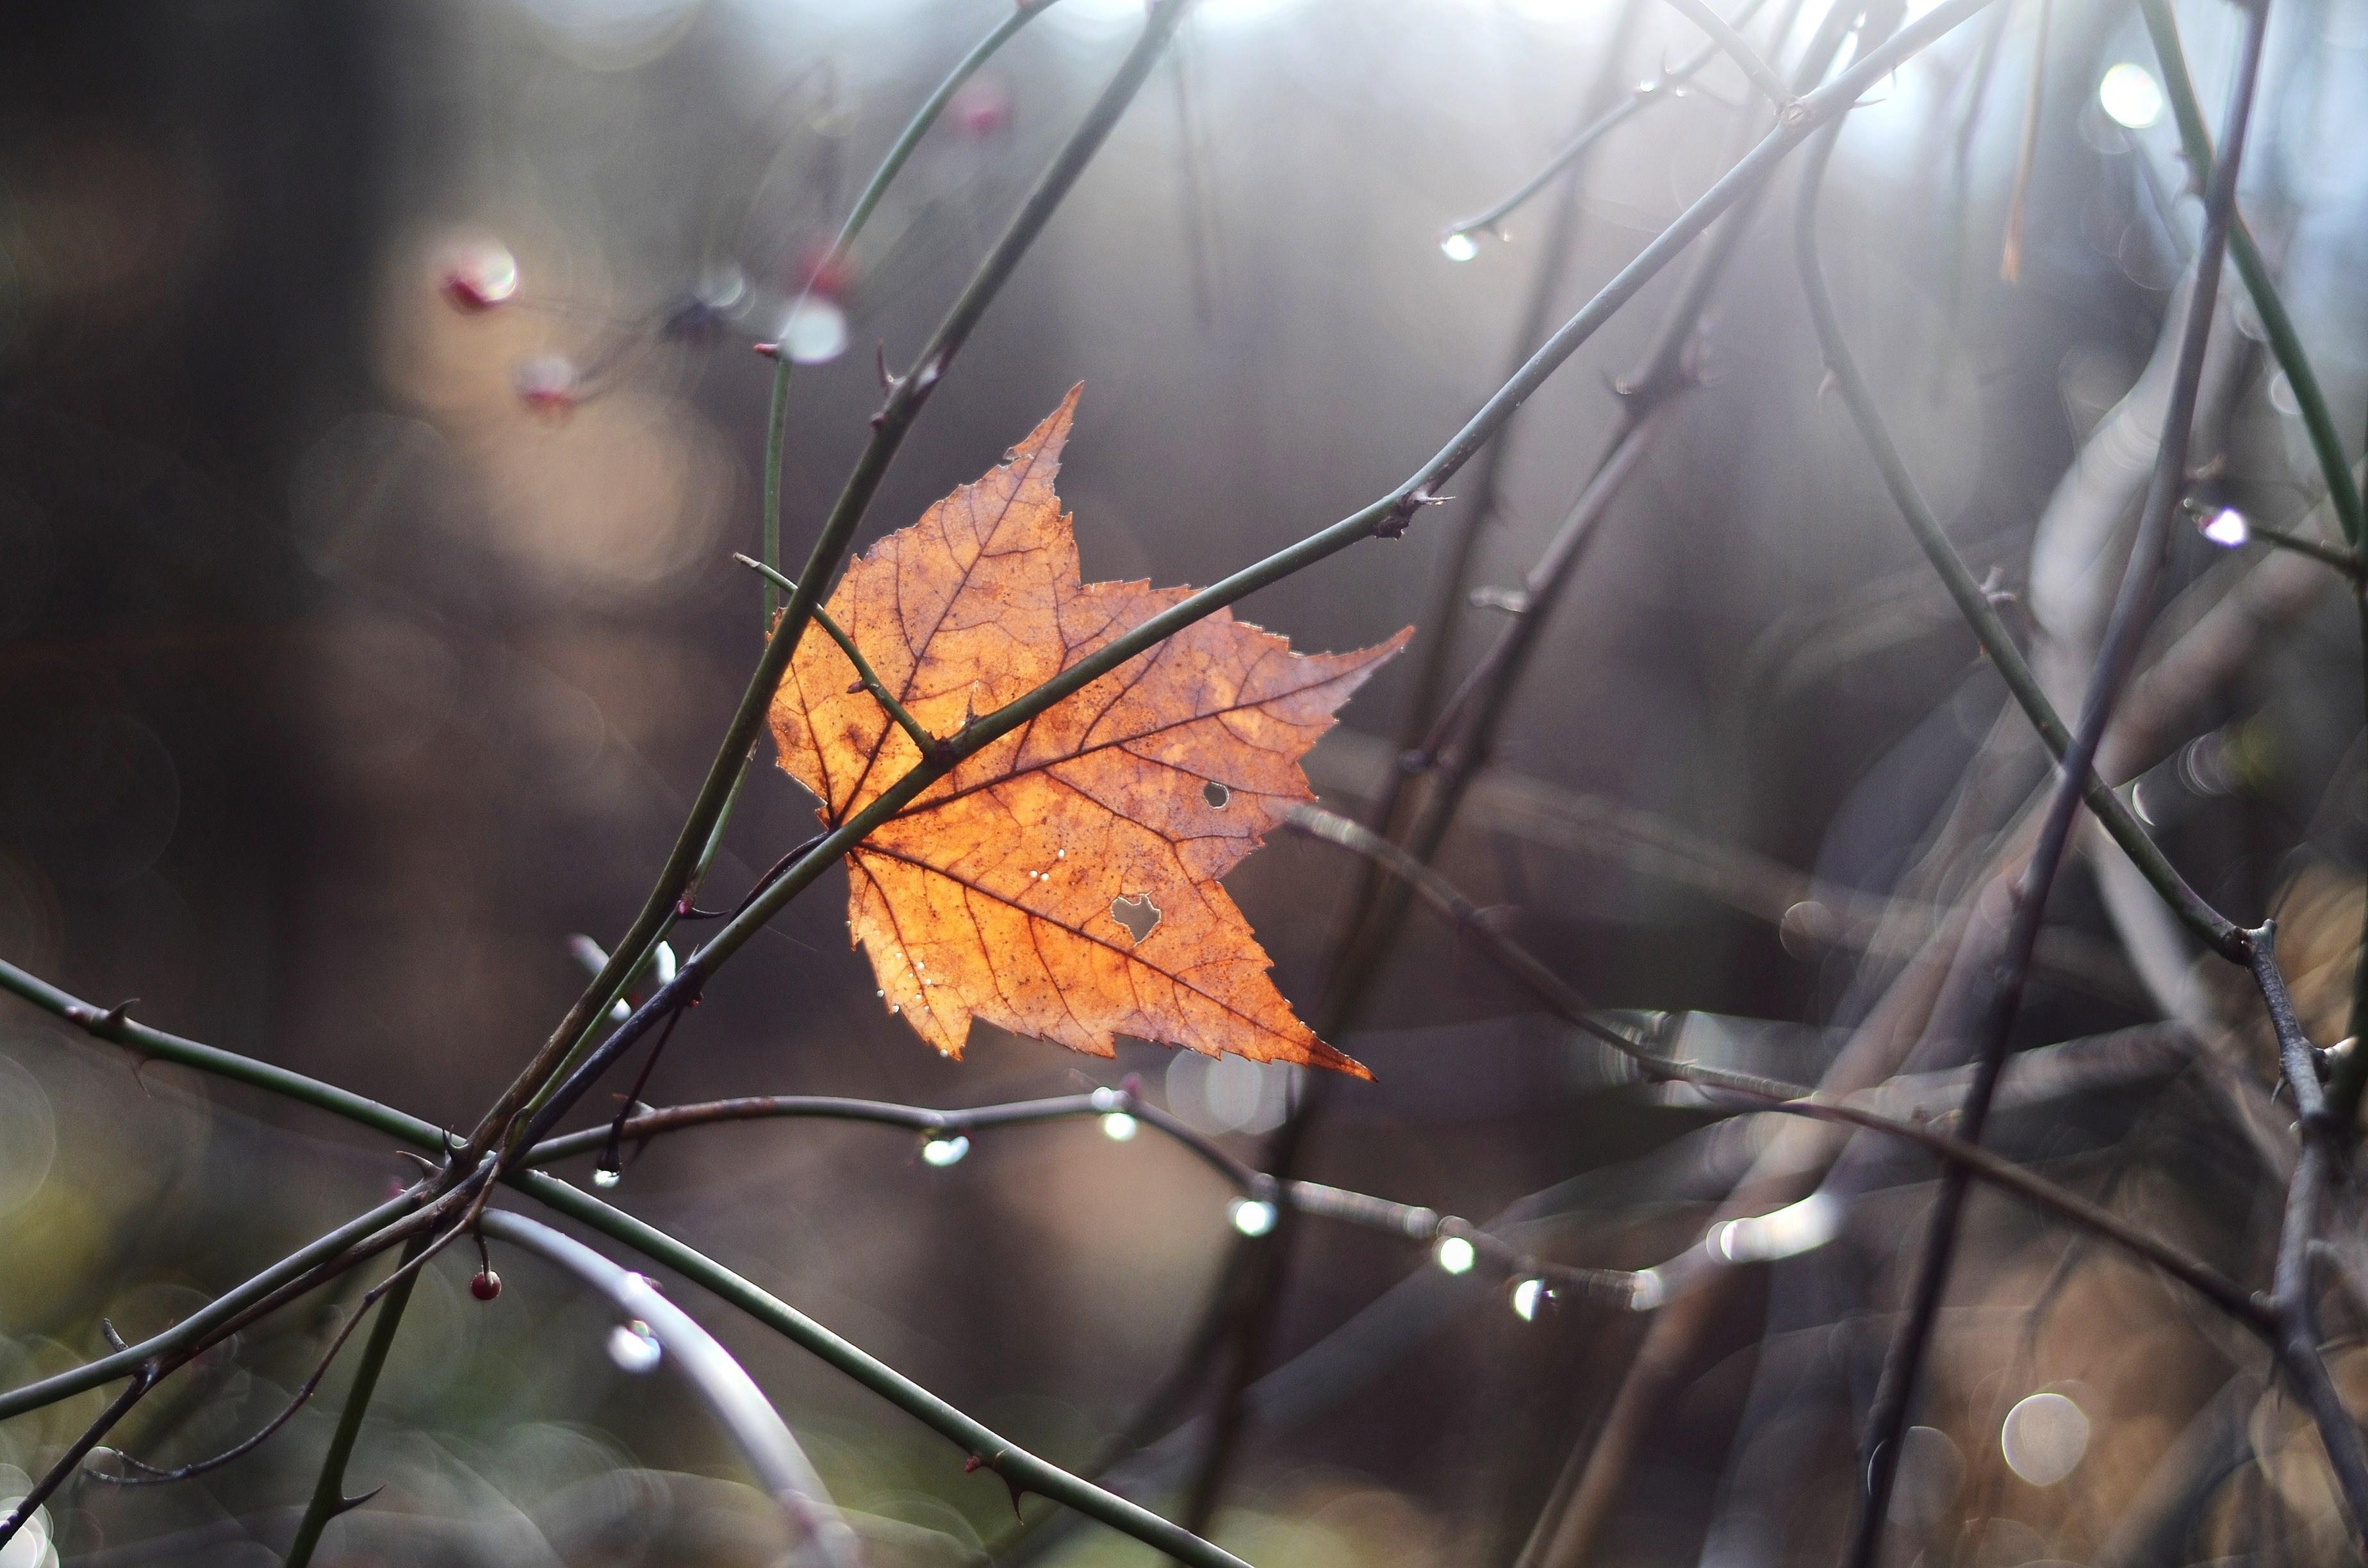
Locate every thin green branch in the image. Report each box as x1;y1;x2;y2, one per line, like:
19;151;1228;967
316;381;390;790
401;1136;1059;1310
1658;0;1798;108
2241;515;2364;579
2135;0;2363;549
1792;85;2248;960
514;1172;1255;1568
760;0;1056;628
0;1186;426;1423
0;963;1251;1568
736;553;938;755
283;1237;431;1568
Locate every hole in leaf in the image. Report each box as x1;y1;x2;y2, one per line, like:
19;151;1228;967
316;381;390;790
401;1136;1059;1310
1203;781;1231;810
1110;894;1162;945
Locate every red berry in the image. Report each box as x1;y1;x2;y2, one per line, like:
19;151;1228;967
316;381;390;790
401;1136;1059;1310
789;241;855;304
948;78;1013;142
513;354;579;417
470;1268;502;1302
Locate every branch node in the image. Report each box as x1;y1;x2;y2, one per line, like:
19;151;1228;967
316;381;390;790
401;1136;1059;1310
1375;489;1447;540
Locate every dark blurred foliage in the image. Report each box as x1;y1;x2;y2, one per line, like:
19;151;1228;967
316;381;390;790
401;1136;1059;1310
3;0;2367;1564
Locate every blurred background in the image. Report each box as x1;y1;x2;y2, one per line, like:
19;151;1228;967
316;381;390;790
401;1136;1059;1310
2;0;2365;1563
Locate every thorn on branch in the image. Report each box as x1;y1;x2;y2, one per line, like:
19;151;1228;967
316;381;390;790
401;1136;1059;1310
98;998;138;1033
100;1319;129;1353
331;1485;385;1519
753;341;782;360
962;1451;1028;1519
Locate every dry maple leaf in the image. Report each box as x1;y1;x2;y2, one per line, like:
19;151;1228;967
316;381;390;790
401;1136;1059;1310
769;385;1408;1077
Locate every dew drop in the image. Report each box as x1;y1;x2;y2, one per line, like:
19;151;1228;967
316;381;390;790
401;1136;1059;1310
1511;1277;1547;1320
2097;61;2164;129
922;1134;970;1167
1439;232;1481;263
607;1320;662;1374
2199;506;2249;548
592;1166;621;1189
1101;1111;1139;1141
1228;1196;1277;1236
780;297;850;366
1435;1235;1478;1275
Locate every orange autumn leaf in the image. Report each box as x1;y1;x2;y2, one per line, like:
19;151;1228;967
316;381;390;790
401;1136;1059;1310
768;386;1408;1077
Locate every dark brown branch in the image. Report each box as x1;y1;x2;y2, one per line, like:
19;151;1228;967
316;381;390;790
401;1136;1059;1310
2251;920;2368;1539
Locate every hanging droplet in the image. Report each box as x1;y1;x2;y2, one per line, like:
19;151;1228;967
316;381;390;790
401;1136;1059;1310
2096;62;2164;130
1439;232;1481;263
921;1134;970;1167
780;297;850;366
607;1319;662;1374
592;1166;622;1189
1228;1196;1277;1236
1435;1235;1477;1275
1101;1111;1139;1142
1510;1277;1546;1321
2199;506;2249;548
